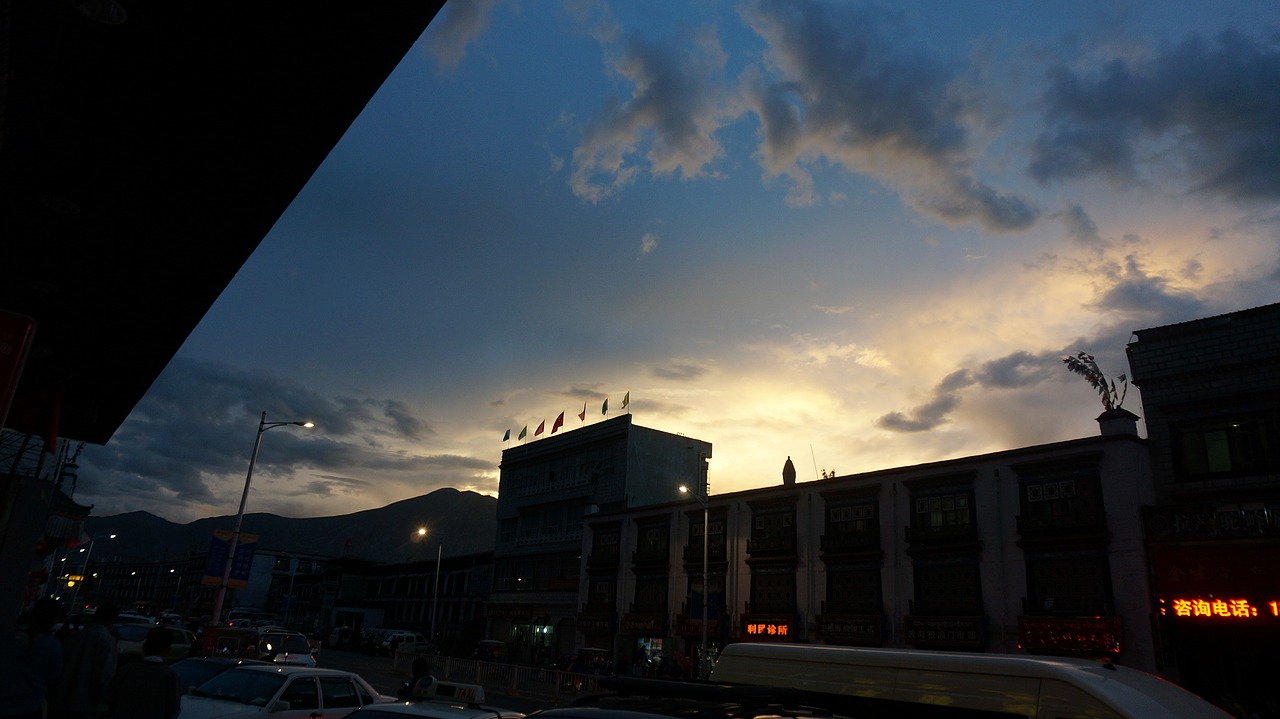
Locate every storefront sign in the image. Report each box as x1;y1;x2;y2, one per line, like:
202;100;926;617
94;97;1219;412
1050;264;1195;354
741;614;793;641
1159;597;1280;620
622;613;666;634
577;611;617;634
676;615;720;637
815;614;883;643
1017;616;1122;655
1148;545;1280;595
487;604;534;621
904;616;984;648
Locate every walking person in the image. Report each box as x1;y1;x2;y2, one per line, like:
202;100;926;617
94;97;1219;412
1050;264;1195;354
51;602;119;719
0;598;64;719
101;628;180;719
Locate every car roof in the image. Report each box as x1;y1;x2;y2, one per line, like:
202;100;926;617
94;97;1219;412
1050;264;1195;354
230;664;360;677
349;703;524;719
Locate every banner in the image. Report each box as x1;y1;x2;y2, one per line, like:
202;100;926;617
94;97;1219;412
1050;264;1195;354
200;530;258;588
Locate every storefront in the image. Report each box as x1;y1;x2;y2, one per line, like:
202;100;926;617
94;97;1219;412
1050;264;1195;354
621;612;667;674
1145;505;1280;708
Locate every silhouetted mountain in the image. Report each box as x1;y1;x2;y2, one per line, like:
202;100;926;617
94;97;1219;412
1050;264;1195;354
81;488;496;564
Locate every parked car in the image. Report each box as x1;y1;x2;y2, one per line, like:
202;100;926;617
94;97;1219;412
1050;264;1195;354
116;623;196;663
343;680;522;719
179;665;395;718
256;629;318;667
380;631;429;656
171;657;272;693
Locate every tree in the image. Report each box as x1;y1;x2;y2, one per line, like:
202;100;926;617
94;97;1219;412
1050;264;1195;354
1062;351;1127;411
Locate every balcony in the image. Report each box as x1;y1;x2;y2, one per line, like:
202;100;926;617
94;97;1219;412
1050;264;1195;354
515;528;584;546
1016;513;1109;542
819;532;880;554
746;534;796;557
631;548;670;569
904;523;980;550
681;543;727;564
586;550;620;569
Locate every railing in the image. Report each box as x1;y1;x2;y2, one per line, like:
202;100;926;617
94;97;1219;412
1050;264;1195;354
404;652;610;702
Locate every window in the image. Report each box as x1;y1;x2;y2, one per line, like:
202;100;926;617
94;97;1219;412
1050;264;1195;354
913;560;983;615
826;567;882;614
750;571;796;613
1173;410;1280;481
1025;554;1113;616
634;576;668;612
1018;464;1105;531
915;491;972;529
828;502;877;533
279;677;319;711
320;678;361;709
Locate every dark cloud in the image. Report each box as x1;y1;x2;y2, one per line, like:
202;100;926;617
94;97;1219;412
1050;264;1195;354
877;350;1070;433
1059;204;1104;248
1088;255;1208;324
739;0;1038;230
1031;30;1280;201
572;24;730;201
650;363;709;381
73;357;488;522
423;0;502;71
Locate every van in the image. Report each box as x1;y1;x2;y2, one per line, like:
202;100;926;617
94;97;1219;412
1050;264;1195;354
709;643;1230;719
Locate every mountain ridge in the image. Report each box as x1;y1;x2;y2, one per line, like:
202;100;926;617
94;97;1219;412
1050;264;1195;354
80;488;497;564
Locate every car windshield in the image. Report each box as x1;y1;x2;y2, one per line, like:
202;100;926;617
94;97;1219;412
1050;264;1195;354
262;633;312;654
173;659;241;690
115;624;150;641
191;668;286;705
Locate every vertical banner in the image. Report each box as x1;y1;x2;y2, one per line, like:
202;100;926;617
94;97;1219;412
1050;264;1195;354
200;530;259;589
0;311;35;430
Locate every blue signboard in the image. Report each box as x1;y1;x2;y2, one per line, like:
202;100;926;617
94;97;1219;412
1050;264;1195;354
200;530;258;589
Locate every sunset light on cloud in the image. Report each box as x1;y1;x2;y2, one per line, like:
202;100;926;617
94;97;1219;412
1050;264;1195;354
75;0;1280;523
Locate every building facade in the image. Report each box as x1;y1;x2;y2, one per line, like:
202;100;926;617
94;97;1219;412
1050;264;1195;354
582;415;1156;675
488;414;712;666
1128;302;1280;706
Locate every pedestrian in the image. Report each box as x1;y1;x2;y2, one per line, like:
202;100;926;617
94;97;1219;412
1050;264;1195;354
0;598;64;719
101;628;180;719
51;602;119;719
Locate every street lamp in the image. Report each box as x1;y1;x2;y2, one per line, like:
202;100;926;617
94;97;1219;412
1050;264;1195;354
210;411;314;624
416;527;444;644
67;533;116;609
679;483;710;678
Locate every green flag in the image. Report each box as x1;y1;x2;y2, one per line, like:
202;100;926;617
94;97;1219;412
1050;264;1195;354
622;391;630;408
601;398;609;415
518;425;528;440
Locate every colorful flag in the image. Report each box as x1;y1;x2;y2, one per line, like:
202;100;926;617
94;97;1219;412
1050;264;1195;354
503;429;511;441
622;391;630;409
602;398;609;415
535;420;546;436
578;402;586;422
518;425;528;440
552;412;565;433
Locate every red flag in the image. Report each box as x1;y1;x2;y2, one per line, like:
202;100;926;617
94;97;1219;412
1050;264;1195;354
578;403;586;422
552;412;565;433
535;420;545;436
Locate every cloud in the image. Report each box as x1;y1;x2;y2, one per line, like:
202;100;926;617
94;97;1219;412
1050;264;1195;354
640;233;658;255
737;0;1038;231
1087;254;1208;325
1058;203;1104;248
570;23;733;201
1030;30;1280;201
650;362;710;381
423;0;503;71
74;358;494;522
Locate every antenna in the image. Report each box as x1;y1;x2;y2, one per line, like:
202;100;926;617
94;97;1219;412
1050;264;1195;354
810;445;819;480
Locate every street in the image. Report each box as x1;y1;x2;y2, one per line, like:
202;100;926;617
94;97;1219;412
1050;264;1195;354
318;649;558;714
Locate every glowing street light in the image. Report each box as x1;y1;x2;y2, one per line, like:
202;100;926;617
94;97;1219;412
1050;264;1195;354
416;527;444;645
679;482;710;678
210;411;314;624
67;533;116;609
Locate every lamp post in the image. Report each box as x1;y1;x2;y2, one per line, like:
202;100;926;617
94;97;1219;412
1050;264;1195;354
67;533;116;609
210;411;314;625
416;527;444;645
679;483;710;678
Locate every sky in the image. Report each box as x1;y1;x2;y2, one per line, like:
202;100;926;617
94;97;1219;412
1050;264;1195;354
74;0;1280;524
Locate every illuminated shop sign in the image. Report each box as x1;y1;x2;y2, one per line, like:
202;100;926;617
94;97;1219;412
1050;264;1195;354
1159;597;1280;619
744;622;789;637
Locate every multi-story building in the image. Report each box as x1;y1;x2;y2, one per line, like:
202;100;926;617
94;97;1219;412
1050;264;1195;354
488;414;712;666
582;412;1156;675
1128;302;1280;706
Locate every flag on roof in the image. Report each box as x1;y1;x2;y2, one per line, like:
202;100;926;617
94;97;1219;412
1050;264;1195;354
503;429;510;441
578;402;586;422
602;398;609;415
535;420;545;436
552;412;565;433
518;425;528;440
622;391;630;409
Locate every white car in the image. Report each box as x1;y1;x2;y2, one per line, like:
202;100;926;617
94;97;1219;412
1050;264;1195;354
340;681;523;719
179;665;396;719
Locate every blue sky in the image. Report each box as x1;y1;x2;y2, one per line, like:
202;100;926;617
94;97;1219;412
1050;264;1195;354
77;0;1280;524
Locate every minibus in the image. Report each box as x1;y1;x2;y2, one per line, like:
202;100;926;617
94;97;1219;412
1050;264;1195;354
709;643;1230;718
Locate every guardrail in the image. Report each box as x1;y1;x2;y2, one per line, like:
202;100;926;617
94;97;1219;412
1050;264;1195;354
396;651;609;702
